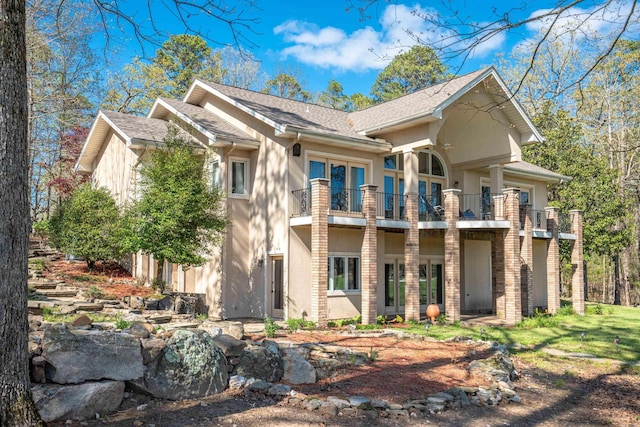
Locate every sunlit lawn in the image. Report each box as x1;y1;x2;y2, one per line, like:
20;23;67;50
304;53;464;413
403;301;640;363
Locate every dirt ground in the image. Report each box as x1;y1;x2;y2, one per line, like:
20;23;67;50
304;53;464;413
40;260;640;427
49;332;640;427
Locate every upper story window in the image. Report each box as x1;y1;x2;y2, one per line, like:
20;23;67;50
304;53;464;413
384;154;404;171
308;155;369;212
211;160;220;188
419;151;445;177
229;157;249;197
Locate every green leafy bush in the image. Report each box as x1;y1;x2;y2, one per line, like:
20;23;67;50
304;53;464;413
114;314;131;330
264;317;279;338
85;285;103;299
286;317;316;332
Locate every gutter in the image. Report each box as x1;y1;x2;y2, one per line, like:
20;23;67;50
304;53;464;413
277;126;390;153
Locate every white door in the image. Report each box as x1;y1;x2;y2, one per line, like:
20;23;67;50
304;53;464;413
464;240;492;312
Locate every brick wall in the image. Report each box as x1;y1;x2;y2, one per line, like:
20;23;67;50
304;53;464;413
545;207;560;314
443;189;461;321
361;184;378;324
311;178;329;325
503;188;522;324
570;210;585;315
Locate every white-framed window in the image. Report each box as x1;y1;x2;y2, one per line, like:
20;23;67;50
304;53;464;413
229;157;249;197
327;255;360;292
211;159;220;189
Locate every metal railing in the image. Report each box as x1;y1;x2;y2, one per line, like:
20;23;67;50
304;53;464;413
417;194;444;221
519;206;550;231
329;187;364;215
559;212;572;233
291;188;311;217
376;192;407;220
459;193;501;220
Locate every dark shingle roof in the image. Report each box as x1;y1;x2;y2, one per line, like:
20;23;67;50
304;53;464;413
157;98;259;145
505;161;572;182
102;111;168;142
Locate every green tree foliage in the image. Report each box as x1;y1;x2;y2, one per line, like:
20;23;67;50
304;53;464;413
103;34;226;115
525;102;632;259
49;185;126;270
350;93;374;111
370;45;447;103
126;125;228;285
318;80;352;111
262;73;311;102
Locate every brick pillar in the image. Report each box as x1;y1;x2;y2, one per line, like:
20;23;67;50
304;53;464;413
493;231;505;317
403;149;420;322
404;193;420;321
521;204;534;316
546;206;560;314
503;188;522;324
361;184;378;324
570;210;585;315
311;178;329;325
443;189;461;321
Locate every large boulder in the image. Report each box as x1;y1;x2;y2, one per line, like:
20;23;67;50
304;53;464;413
33;380;124;422
199;320;244;340
234;340;283;382
42;326;143;384
128;329;228;400
283;353;316;384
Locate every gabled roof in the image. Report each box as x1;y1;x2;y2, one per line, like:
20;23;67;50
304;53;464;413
185;67;542;148
184;80;392;153
505;161;571;183
350;67;543;144
149;97;260;149
75;111;169;172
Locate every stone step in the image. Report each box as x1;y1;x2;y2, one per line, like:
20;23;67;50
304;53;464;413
28;281;60;290
73;302;105;311
164;322;200;330
146;315;173;324
36;289;78;298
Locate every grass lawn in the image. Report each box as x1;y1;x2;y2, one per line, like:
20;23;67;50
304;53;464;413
402;301;640;363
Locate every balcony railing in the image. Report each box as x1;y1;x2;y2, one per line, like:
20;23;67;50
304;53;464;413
417;194;444;221
559;212;572;233
329;187;364;215
377;192;406;220
519;206;550;231
459;193;501;220
291;188;311;217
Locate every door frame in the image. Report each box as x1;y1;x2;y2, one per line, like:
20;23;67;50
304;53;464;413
269;256;284;319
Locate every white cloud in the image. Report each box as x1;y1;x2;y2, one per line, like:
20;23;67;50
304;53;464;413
273;3;502;72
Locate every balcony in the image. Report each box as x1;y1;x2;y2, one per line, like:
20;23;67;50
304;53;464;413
376;192;406;220
459;193;501;220
519;206;550;231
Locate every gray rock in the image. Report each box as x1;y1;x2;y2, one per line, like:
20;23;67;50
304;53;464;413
427;396;447;405
305;399;323;410
157;296;174;311
235;343;283;382
199;320;244;340
212;334;246;358
327;396;350;409
33;381;124;422
139;338;165;364
509;394;522;403
388;409;409;416
320;402;339;416
371;399;389;409
248;380;272;392
42;327;143;384
388;403;404;410
267;384;291;396
128;329;228;400
228;375;247;389
128;322;154;339
427;403;446;414
283;354;316;384
434;391;455;401
348;396;371;408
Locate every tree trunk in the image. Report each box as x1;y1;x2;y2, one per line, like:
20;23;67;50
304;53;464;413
613;254;621;305
156;257;165;292
0;0;44;425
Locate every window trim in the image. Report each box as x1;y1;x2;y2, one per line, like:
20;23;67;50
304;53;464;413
228;157;250;199
327;254;361;294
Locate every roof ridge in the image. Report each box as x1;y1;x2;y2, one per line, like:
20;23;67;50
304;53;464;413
197;79;346;113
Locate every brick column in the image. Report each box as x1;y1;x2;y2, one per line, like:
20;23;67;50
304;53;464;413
503;188;522;324
403;150;420;322
545;206;560;314
493;231;505;317
311;178;329;325
443;189;461;321
361;184;378;324
570;210;585;315
521;204;534;316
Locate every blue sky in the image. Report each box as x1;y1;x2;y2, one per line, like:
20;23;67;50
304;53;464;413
109;0;638;97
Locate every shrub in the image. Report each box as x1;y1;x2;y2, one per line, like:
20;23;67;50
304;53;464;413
286;317;315;332
517;312;558;328
436;313;448;324
587;304;604;315
114;313;131;330
376;314;387;325
395;315;404;323
556;305;575;316
264;317;279;338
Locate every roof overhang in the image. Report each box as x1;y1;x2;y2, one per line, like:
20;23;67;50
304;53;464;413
74;111;136;172
277;125;391;154
503;164;572;184
185;80;288;135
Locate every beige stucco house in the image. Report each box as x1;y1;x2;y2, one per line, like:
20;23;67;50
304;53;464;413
76;67;585;325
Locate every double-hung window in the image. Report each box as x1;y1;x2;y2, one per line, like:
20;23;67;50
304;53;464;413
327;255;360;292
229;157;249;197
